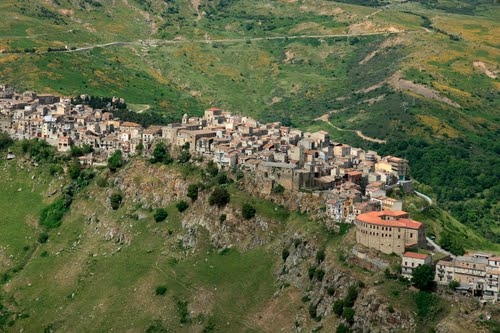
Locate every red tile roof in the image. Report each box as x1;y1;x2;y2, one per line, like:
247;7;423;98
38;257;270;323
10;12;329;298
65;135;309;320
403;252;430;260
357;210;423;229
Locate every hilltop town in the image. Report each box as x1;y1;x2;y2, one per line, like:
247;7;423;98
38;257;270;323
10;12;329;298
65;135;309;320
1;84;498;304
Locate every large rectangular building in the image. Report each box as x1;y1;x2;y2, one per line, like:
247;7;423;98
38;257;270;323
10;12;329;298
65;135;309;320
355;210;426;255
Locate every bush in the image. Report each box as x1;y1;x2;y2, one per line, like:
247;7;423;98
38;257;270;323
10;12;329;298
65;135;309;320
308;266;317;280
308;303;319;321
316;249;326;264
205;161;219;177
217;172;229;185
96;177;107;188
208;187;230;207
40;198;70;229
333;300;344;317
242;203;256;219
343;307;355;324
315;268;325;281
176;200;189;213
154;208;168;222
108;150;124;172
150;143;173;164
187;184;199;201
273;183;285;194
110;193;123;210
327;286;335;296
219;214;227;223
0;131;13;151
336;323;351;333
177;149;191;164
411;264;435;291
344;285;358;307
68;160;82;180
282;248;290;261
155;285;167;295
38;232;49;244
449;280;460;290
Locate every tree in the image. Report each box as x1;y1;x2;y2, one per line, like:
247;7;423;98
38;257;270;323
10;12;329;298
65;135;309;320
110;193;123;210
242;203;256;219
150;142;173;164
0;132;13;151
155;285;167;296
449;280;460;290
411;264;435;291
108;149;124;172
208;187;230;208
336;323;352;333
177;149;191;164
217;172;229;185
154;208;168;222
187;184;199;201
176;200;189;212
205;161;219;177
316;249;326;264
342;307;355;325
68;160;82;180
333;300;344;317
282;248;290;261
136;142;144;155
273;183;285;194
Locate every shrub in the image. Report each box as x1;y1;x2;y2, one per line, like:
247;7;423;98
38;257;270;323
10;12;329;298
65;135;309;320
343;307;355;324
40;198;70;229
187;184;199;201
208;187;230;207
177;149;191;164
327;286;335;296
38;232;49;244
308;266;317;280
242;203;256;219
387;304;395;313
315;268;325;281
0;132;13;150
154;208;168;222
411;264;435;291
205;161;219;177
155;285;167;295
219;214;226;223
176;200;189;213
336;323;351;333
273;183;285;194
217;172;229;185
176;299;190;324
150;143;173;164
308;303;319;321
316;249;326;264
110;193;123;210
96;177;107;188
344;285;358;307
282;248;290;261
108;149;124;172
68;160;82;180
333;300;344;316
235;170;244;180
449;280;460;290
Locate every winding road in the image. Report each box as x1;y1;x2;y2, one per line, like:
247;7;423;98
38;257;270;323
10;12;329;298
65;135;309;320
1;30;419;55
316;114;387;144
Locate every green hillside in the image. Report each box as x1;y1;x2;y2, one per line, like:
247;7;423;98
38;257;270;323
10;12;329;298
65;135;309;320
0;1;499;241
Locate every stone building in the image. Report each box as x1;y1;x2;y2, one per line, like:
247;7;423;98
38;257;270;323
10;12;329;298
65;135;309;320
401;252;432;279
355;210;426;255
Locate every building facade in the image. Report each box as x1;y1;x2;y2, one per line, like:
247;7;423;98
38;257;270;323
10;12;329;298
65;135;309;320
355;210;426;255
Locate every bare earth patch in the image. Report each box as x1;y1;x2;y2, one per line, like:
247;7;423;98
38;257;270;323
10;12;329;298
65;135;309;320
390;73;461;108
359;37;404;65
473;61;498;79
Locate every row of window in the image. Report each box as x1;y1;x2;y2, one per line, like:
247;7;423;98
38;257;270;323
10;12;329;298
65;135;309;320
359;229;403;239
